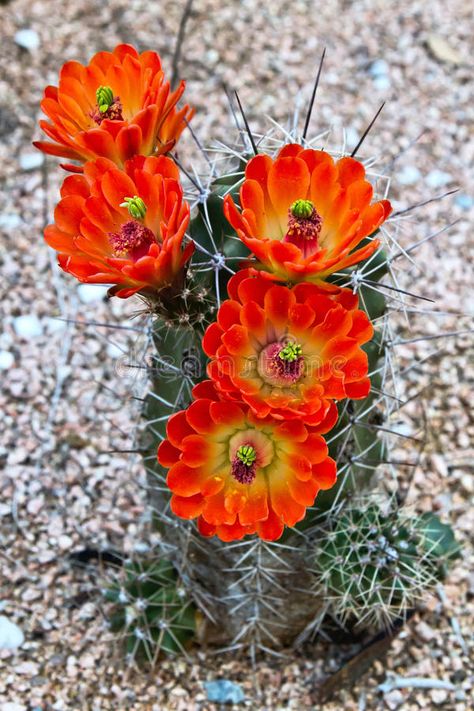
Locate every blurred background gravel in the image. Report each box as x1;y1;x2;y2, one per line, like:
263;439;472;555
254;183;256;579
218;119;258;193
0;0;472;708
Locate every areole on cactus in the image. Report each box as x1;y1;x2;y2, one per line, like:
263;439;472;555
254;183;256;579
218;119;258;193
37;44;459;662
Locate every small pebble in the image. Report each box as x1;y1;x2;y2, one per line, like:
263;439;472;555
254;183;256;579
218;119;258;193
426;34;463;66
77;284;108;303
14;28;40;51
14;661;39;676
106;342;124;358
368;59;390;78
383;690;405;710
205;679;245;704
373;75;391;91
0;350;14;369
0;616;25;650
398;165;422;185
0;214;23;230
426;169;453;188
45;317;67;333
345;127;359;148
415;620;436;642
454;194;473;210
58;534;74;550
19;152;44;171
13;315;43;338
430;688;449;705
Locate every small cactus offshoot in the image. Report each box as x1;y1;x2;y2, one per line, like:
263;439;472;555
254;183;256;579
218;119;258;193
311;499;460;634
103;558;196;664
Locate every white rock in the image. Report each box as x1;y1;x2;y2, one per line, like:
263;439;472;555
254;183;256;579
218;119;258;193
426;169;453;188
344;127;359;148
369;59;390;78
0;350;14;370
13;315;43;338
58;534;74;550
373;75;391;91
27;496;45;516
19;152;44;171
13;661;39;675
455;194;473;210
15;28;40;51
384;690;405;710
426;34;463;66
13;314;43;338
0;616;25;650
415;620;436;642
398;165;422;185
206;49;219;64
77;284;107;303
430;689;449;705
45;317;67;333
106;342;123;358
0;214;23;230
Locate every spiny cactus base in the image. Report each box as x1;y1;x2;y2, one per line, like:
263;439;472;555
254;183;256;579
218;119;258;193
310;499;460;637
103;558;196;663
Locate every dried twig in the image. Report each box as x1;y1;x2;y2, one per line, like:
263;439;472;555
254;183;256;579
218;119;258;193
171;0;194;89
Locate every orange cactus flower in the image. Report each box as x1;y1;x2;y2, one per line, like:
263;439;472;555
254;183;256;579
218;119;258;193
223;144;392;285
34;44;194;171
157;380;338;542
202;270;373;424
44;155;193;298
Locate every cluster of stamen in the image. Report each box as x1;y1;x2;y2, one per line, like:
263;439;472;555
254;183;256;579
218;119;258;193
258;341;304;386
231;444;257;484
91;85;123;125
284;199;323;256
109;220;155;258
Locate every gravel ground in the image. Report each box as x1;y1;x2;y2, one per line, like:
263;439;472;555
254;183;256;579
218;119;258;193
0;0;473;709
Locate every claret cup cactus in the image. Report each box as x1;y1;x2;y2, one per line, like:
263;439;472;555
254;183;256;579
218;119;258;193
36;44;458;660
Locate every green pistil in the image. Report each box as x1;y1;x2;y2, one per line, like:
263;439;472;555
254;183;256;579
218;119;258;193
290;199;315;219
236;445;257;467
96;85;115;114
279;342;302;362
120;195;147;220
